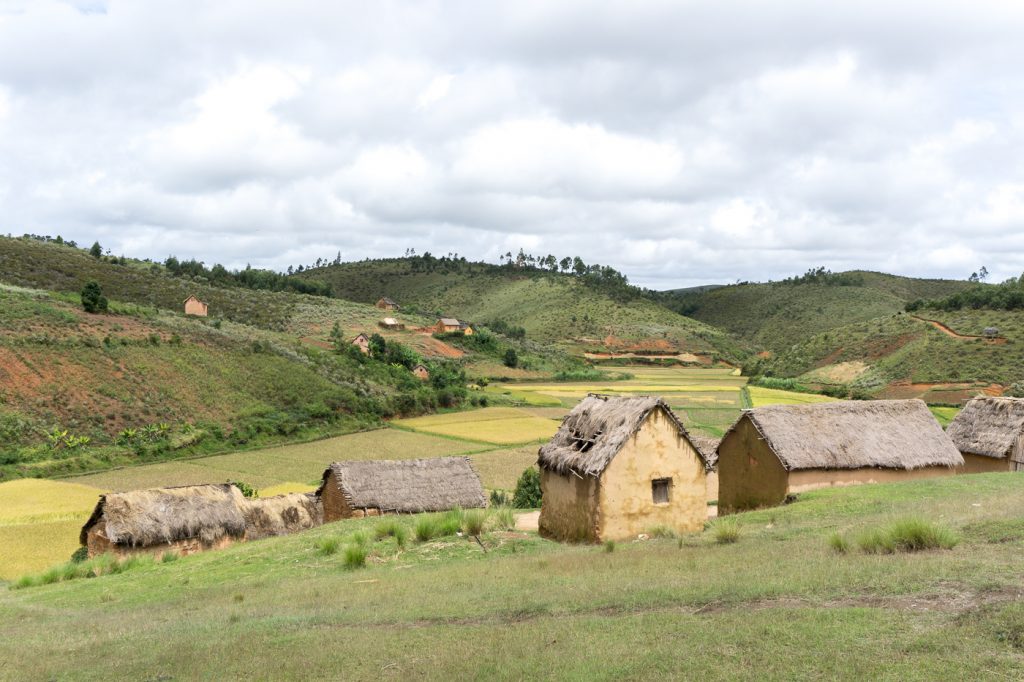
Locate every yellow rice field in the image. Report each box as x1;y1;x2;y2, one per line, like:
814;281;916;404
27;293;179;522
747;386;840;407
258;482;319;497
394;407;560;445
0;479;104;524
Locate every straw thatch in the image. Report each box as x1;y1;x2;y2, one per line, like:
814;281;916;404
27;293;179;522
729;399;963;471
538;394;708;477
320;457;486;513
946;396;1024;459
80;484;247;548
242;492;323;540
690;435;721;469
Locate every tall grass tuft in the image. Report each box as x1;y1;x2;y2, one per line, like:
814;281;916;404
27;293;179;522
857;518;958;554
315;536;341;556
712;518;740;545
414;516;440;542
439;508;464;536
648;526;677;539
604;540;616;553
349;530;371;548
461;509;487;536
375;519;409;548
491;507;516;532
828;533;850;554
343;543;368;570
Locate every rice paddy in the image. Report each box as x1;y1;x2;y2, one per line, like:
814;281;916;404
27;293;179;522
747;386;841;407
393;407;561;445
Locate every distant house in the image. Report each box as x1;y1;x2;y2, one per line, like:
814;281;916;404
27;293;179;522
538;395;710;543
984;327;1000;338
351;333;370;354
946;396;1024;472
79;484;321;558
690;435;721;502
459;321;475;336
717;400;964;514
412;363;430;381
184;295;208;317
318;458;486;522
436;318;462;334
376;297;400;311
379;317;405;331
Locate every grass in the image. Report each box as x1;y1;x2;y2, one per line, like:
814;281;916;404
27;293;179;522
855;518;959;554
1;474;1023;678
828;532;851;554
461;509;487;536
374;519;410;548
711;518;741;544
314;537;341;556
342;544;368;570
747;386;840;407
394;408;560;445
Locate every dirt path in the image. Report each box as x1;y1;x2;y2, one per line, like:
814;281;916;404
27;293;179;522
909;314;1005;343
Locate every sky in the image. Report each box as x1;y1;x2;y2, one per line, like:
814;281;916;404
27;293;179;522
1;1;1023;289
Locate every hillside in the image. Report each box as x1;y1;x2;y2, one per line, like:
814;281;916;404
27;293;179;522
296;257;748;363
2;475;1023;678
671;271;972;354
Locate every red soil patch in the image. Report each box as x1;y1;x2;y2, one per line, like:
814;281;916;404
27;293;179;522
409;334;464;359
756;351;772;359
879;381;1002;402
815;347;845;368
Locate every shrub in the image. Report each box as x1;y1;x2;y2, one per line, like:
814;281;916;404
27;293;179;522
828;533;850;554
489;489;511;507
512;467;542;508
462;509;487;536
315;537;341;556
503;348;519;368
80;280;108;314
712;518;740;544
343;544;368;570
69;546;89;564
231;481;258;498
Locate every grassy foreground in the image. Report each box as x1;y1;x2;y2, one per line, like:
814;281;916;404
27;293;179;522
2;474;1023;679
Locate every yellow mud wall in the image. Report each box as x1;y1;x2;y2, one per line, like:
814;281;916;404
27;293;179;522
539;469;599;543
705;470;719;503
717;417;788;514
597;409;707;541
959;453;1012;474
787;465;958;492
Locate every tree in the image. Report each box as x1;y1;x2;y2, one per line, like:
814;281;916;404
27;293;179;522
503;348;519;368
80;280;108;314
512;467;542;508
368;333;387;358
559;256;572;272
89;241;102;259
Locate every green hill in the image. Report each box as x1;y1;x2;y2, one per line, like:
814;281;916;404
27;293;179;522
296;257;748;363
670;271;971;354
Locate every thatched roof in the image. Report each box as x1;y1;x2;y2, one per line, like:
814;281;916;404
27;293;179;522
729;399;963;471
690;435;721;469
439;317;460;326
538;394;707;477
80;484;247;547
319;457;486;513
243;492;322;540
381;317;400;325
946;396;1024;459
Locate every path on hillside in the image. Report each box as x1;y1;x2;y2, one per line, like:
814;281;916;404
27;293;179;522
909;314;999;341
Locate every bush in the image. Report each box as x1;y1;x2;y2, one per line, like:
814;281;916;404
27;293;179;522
604;540;616;553
712;518;740;544
503;348;519;368
69;546;89;564
512;467;542;508
489;489;511;507
231;481;258;498
80;280;108;314
343;543;368;570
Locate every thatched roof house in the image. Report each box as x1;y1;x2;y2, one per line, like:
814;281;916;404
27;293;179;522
379;317;404;330
351;333;370;354
319;458;486;521
690;435;721;502
243;492;323;541
717;399;963;514
376;297;400;311
81;484;247;558
81;485;324;558
538;395;710;543
412;363;430;380
946;396;1024;472
184;295;208;317
436;318;462;333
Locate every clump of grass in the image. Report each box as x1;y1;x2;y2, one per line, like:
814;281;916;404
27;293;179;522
314;537;341;556
343;543;368;570
160;552;178;563
10;552;157;590
414;516;440;542
712;518;740;545
828;532;850;554
441;507;465;536
375;519;409;548
348;530;371;548
491;507;516;532
462;509;487;536
855;518;958;554
648;525;677;539
604;540;616;553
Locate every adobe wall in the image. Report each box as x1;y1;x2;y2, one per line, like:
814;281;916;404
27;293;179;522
321;472;354;523
959;453;1012;474
786;464;957;493
598;409;707;541
717;417;789;514
539;469;600;543
85;523;233;559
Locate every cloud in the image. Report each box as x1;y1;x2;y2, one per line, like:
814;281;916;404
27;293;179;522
1;0;1023;288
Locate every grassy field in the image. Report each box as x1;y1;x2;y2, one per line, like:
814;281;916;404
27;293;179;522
2;474;1022;679
393;407;561;445
747;386;840;407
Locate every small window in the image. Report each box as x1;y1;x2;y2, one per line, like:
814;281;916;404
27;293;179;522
652;478;672;504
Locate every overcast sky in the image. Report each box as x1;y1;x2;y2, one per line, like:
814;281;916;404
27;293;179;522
1;1;1023;289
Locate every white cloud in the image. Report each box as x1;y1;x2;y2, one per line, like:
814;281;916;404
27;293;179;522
1;1;1024;287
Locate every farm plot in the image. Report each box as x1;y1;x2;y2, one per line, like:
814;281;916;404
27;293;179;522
747;386;840;407
467;445;539;490
394;407;560;445
70;429;490;492
0;479;106;580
